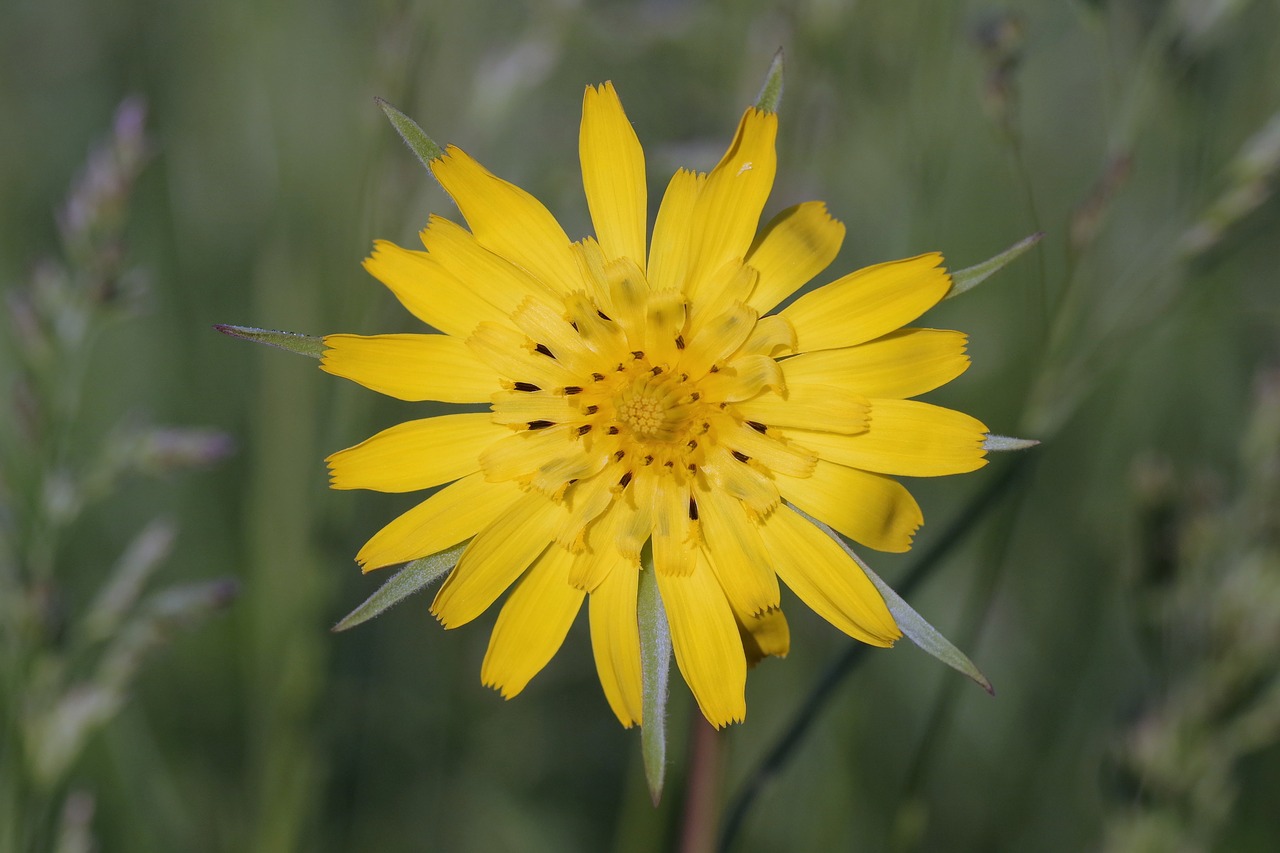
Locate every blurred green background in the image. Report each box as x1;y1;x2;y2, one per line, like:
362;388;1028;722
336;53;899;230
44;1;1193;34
3;0;1279;851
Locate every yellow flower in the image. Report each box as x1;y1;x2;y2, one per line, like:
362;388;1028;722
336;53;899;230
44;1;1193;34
321;83;988;728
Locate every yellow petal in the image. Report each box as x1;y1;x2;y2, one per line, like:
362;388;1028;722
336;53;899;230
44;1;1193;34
718;417;816;479
580;82;647;269
479;424;595;485
589;559;643;727
774;460;922;553
685;108;778;292
362;240;505;338
430;145;581;293
602;255;648;350
734;606;790;667
327;413;506;492
780;399;988;477
651;474;695;576
686;260;758;330
355;473;523;570
778;329;970;400
733;385;869;434
419;214;558;307
509;298;598;375
680;298;758;378
643;289;688;368
430;492;563;628
781;253;952;353
481;544;583;698
568;496;633;591
558;464;624;550
648;169;704;293
466;321;577;390
735;314;796;359
698;354;784;403
615;473;656;561
695;481;780;617
657;551;747;728
698;445;780;518
745;202;846;314
759;505;901;646
489;389;581;427
321;333;495;403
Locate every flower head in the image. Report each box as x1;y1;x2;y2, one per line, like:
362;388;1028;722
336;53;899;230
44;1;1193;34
322;83;988;727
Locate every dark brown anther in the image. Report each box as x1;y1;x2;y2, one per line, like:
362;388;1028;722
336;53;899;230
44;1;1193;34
688;498;699;520
528;420;554;430
687;463;697;474
663;460;675;469
687;439;698;450
732;450;750;463
597;309;612;321
747;420;768;433
709;365;720;373
563;385;583;395
584;405;599;415
643;454;654;465
534;343;554;358
689;392;700;402
651;366;663;376
619;471;633;488
592;372;605;381
631;351;645;359
613;450;626;461
514;381;540;392
607;426;620;435
675;334;686;350
577;424;592;436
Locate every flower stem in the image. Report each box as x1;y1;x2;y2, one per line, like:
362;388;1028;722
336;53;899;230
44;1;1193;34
679;713;722;853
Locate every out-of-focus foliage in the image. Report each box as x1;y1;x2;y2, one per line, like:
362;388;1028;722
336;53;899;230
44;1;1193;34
2;1;1278;851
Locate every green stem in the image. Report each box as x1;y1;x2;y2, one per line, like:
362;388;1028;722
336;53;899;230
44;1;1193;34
679;712;722;853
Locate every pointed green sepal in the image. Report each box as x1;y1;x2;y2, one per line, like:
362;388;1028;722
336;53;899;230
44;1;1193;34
376;97;445;170
795;508;994;694
214;324;324;359
984;434;1040;453
332;542;467;632
946;232;1044;299
754;49;785;114
637;551;672;806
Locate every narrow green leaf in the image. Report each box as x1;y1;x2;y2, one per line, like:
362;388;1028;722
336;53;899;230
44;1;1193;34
214;324;324;359
984;434;1040;453
332;542;467;632
637;549;672;806
794;508;994;694
946;232;1044;299
375;97;445;169
754;49;785;114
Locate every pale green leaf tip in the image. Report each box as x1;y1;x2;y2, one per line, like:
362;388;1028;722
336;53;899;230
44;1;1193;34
332;542;465;632
637;558;671;806
376;97;445;169
984;434;1040;452
214;324;324;359
947;231;1044;299
790;506;994;695
754;49;785;114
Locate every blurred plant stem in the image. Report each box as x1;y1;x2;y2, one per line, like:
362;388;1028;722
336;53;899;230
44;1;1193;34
0;99;235;853
679;714;723;853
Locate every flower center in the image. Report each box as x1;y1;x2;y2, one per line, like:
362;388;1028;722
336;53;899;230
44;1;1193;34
613;369;695;443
